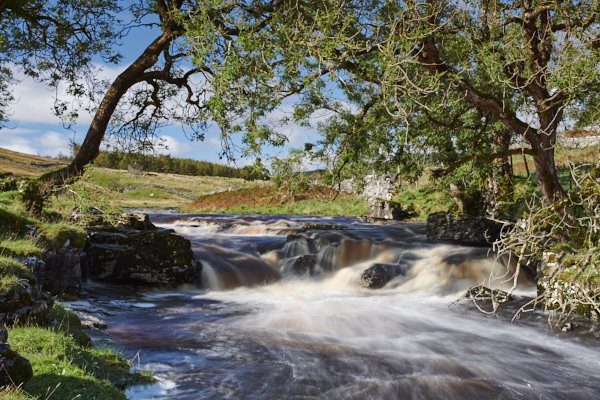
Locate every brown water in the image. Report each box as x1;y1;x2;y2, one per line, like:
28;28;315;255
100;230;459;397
77;211;600;400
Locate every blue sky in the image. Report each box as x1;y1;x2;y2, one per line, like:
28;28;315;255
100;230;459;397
0;14;317;166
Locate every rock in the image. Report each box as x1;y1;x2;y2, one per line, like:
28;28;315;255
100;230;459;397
112;212;156;230
426;212;504;246
560;322;576;332
465;285;512;303
127;163;144;175
360;174;397;201
18;247;82;297
69;206;105;226
43;248;82;296
361;263;409;289
282;255;318;278
338;179;357;194
78;313;108;330
82;221;203;286
0;327;33;388
365;200;413;221
0;274;53;325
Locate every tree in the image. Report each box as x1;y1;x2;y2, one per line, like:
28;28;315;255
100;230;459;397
0;0;123;125
49;0;291;182
181;0;600;206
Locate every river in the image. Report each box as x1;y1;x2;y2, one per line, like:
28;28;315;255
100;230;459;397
74;211;600;399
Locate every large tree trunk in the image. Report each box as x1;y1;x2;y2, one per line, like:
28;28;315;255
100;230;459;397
524;106;566;204
47;27;181;183
531;141;564;204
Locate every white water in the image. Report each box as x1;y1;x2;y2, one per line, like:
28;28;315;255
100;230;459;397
82;212;600;399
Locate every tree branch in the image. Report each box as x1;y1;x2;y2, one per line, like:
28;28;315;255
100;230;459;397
432;147;536;178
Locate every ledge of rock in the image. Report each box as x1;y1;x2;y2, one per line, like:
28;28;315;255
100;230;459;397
82;213;202;286
426;212;504;246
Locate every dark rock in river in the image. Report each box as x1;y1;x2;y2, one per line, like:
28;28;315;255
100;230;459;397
425;213;504;246
361;263;409;289
282;255;318;278
0;327;33;388
82;215;202;286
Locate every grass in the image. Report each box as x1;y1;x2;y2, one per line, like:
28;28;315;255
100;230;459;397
0;149;155;398
0;148;67;177
393;176;456;220
0;193;86;257
4;304;154;400
183;185;369;216
83;167;270;209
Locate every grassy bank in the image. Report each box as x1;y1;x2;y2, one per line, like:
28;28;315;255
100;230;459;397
0;199;153;399
83;167;269;209
183;185;369;216
2;304;154;400
0;150;156;398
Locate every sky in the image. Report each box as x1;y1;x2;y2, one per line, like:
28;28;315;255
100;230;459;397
0;11;318;167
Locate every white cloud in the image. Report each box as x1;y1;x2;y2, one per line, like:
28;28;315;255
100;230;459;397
0;132;39;155
38;131;74;157
0;128;75;157
9;78;59;124
9;63;126;126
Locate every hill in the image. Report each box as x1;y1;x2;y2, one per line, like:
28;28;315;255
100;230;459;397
0;148;68;177
0;147;269;209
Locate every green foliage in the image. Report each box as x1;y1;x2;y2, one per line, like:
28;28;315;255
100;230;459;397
393;181;456;221
270;150;313;195
181;0;600;206
0;0;123;126
0;184;85;257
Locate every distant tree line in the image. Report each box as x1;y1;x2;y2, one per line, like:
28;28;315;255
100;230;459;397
95;151;267;180
64;145;266;180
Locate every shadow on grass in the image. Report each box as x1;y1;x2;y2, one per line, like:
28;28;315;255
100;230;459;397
24;373;126;400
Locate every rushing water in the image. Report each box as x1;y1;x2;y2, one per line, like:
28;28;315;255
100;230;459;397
74;211;600;400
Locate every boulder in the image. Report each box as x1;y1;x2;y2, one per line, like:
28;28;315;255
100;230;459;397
365;200;413;221
361;263;409;289
43;248;82;296
82;220;202;286
0;276;53;325
360;174;397;201
18;247;82;297
0;327;33;388
426;212;504;246
282;255;318;279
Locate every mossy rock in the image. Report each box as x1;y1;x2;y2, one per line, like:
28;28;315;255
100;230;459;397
0;333;33;387
83;227;202;286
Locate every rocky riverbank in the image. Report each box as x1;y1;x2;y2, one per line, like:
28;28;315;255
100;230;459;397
0;210;204;394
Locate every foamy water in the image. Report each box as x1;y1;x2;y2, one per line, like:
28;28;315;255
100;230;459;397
80;211;600;399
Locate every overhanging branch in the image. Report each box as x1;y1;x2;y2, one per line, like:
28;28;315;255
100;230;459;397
431;147;536;178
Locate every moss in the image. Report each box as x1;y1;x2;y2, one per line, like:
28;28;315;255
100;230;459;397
38;223;86;250
0;257;37;286
0;207;31;237
0;239;42;258
1;347;33;383
50;303;92;347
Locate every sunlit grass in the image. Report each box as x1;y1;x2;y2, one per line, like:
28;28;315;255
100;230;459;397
6;304;154;400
